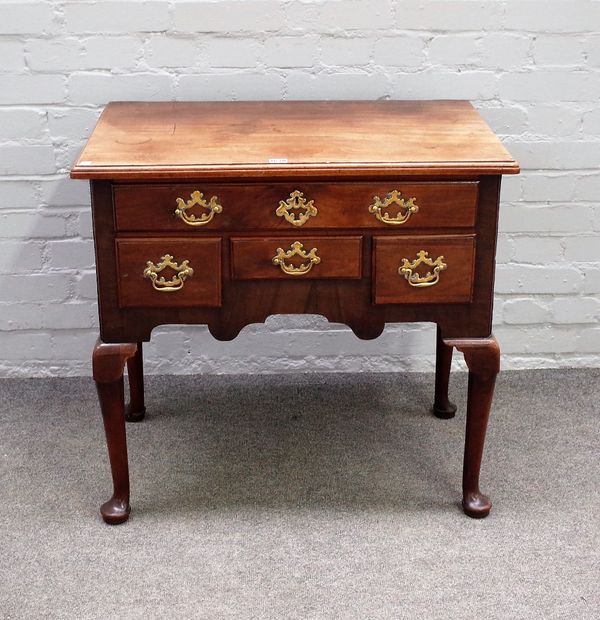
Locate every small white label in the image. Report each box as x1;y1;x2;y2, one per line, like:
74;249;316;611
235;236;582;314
80;160;93;165
268;158;288;164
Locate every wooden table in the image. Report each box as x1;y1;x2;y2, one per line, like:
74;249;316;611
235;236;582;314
71;101;519;524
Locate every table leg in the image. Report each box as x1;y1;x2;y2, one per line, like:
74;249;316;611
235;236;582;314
125;342;146;422
444;336;500;519
433;325;456;419
92;339;138;524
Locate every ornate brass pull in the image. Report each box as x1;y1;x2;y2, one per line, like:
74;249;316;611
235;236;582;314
275;190;317;227
272;241;321;276
143;254;194;292
399;250;447;287
175;191;222;226
369;190;419;225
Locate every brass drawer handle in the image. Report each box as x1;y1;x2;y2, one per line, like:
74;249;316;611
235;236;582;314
399;250;447;287
175;191;222;226
272;241;321;276
369;190;419;225
143;254;194;292
276;190;317;227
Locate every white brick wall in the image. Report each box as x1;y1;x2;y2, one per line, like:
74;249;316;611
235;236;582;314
0;0;599;377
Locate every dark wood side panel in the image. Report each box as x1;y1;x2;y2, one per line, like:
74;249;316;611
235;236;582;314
113;182;478;232
231;236;362;280
373;235;475;304
116;238;221;308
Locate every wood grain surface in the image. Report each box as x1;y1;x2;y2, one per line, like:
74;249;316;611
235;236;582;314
113;181;479;231
231;236;363;280
71;101;520;180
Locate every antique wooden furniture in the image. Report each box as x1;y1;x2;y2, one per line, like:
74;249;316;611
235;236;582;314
71;101;519;524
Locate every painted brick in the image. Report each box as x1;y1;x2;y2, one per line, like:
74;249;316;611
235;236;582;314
428;34;479;66
79;211;93;238
526;104;581;137
47;108;102;140
495;265;583;294
479;106;528;136
81;36;142;70
319;1;393;30
480;34;531;71
0;213;66;239
76;271;98;300
574;174;600;201
0;274;69;303
177;72;284;100
0;3;56;35
145;36;200;68
0;40;26;71
582;109;600;134
551;297;600;324
320;37;372;66
392;70;496;100
499;71;599;102
46;240;95;270
43;304;95;330
205;38;262;68
533;35;585;66
583;269;600;294
39;178;90;207
499;175;522;202
0;304;44;331
68;72;173;104
0;109;46;140
588;35;600;67
50;330;98;360
576;328;600;353
262;37;317;69
0;241;43;273
286;71;389;100
0;75;65;104
174;2;285;33
27;38;83;72
495;235;513;264
511;237;564;264
504;2;600;33
0;146;56;175
0;181;38;210
64;2;170;34
504;140;600;170
395;1;502;30
374;36;425;67
564;237;600;262
503;299;550;324
521;174;576;202
0;332;54;360
499;205;592;234
0;0;599;374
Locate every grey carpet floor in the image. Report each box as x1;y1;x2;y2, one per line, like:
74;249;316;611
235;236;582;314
0;369;598;620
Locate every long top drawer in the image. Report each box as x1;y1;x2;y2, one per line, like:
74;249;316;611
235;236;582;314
113;181;479;232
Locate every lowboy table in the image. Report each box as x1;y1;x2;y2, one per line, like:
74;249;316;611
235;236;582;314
71;101;519;523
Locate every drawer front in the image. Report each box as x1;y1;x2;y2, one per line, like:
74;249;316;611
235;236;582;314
231;236;362;280
113;182;478;231
373;235;475;304
116;238;221;308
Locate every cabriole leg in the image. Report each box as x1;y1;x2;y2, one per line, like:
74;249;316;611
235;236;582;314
444;336;501;519
125;342;146;422
92;339;138;524
433;325;456;419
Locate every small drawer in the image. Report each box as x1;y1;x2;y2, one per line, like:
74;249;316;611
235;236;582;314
113;181;478;232
373;235;475;304
116;238;221;308
231;236;362;280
